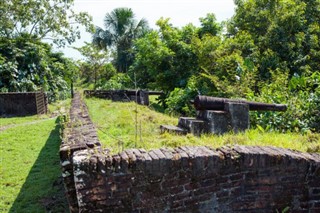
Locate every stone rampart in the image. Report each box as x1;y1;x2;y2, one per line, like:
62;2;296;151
59;92;101;212
83;89;150;105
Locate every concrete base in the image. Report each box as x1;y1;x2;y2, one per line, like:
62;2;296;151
197;110;231;135
178;117;206;136
139;90;150;106
161;103;250;136
225;102;249;133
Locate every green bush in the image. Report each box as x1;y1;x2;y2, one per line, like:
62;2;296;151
165;88;195;116
248;70;320;133
165;76;200;116
98;73;133;90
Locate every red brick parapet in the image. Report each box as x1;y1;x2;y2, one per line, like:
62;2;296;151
72;145;320;212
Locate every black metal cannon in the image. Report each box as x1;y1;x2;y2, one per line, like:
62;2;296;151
194;95;287;112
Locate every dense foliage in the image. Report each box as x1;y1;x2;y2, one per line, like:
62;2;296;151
0;0;93;46
126;0;320;133
0;0;93;101
75;42;116;89
6;0;312;133
0;35;75;101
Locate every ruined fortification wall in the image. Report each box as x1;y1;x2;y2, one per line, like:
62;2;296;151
59;92;101;212
60;93;320;212
0;92;47;116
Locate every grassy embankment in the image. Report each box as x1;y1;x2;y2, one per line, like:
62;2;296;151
0;99;70;213
85;97;320;154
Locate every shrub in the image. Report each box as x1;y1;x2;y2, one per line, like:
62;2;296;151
98;73;133;90
248;70;320;133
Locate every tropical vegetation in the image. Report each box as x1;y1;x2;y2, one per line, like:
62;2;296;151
82;1;320;133
0;0;92;101
1;1;320;212
0;0;318;131
92;7;149;73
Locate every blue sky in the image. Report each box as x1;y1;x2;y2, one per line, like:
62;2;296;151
60;0;235;60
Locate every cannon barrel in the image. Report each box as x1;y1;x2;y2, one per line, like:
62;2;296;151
194;95;287;111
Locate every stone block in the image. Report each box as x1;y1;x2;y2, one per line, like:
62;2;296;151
139;90;149;106
224;102;249;133
178;117;206;136
197;110;231;135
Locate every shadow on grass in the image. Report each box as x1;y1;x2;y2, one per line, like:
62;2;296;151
148;95;166;114
9;117;68;213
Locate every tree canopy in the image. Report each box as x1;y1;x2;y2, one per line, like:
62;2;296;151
0;0;94;100
92;7;149;73
0;34;74;101
0;0;93;46
75;42;116;89
126;2;320;132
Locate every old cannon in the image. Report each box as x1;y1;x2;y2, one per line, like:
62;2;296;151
161;95;287;136
194;95;287;112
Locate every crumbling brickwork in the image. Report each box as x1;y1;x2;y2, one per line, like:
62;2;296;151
59;92;101;212
72;146;320;212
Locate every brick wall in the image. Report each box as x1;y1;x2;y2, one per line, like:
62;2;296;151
61;92;320;212
0;92;47;116
59;92;100;212
71;146;320;212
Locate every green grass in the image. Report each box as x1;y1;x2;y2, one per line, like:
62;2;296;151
0;101;70;213
85;98;320;154
85;98;177;153
47;99;71;115
0;114;48;128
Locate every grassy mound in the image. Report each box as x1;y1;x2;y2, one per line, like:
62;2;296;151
85;98;320;154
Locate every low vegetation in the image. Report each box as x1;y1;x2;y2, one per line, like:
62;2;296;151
85;98;320;154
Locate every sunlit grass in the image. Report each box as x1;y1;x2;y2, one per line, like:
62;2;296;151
85;98;177;153
85;98;320;154
0;118;68;212
47;98;71;114
0;99;70;212
0;114;47;128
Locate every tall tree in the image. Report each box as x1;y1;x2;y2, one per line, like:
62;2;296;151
92;7;149;73
0;0;93;46
198;13;222;38
0;34;75;101
228;0;320;79
131;16;223;93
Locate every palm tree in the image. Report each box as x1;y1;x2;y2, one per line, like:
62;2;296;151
92;7;149;73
